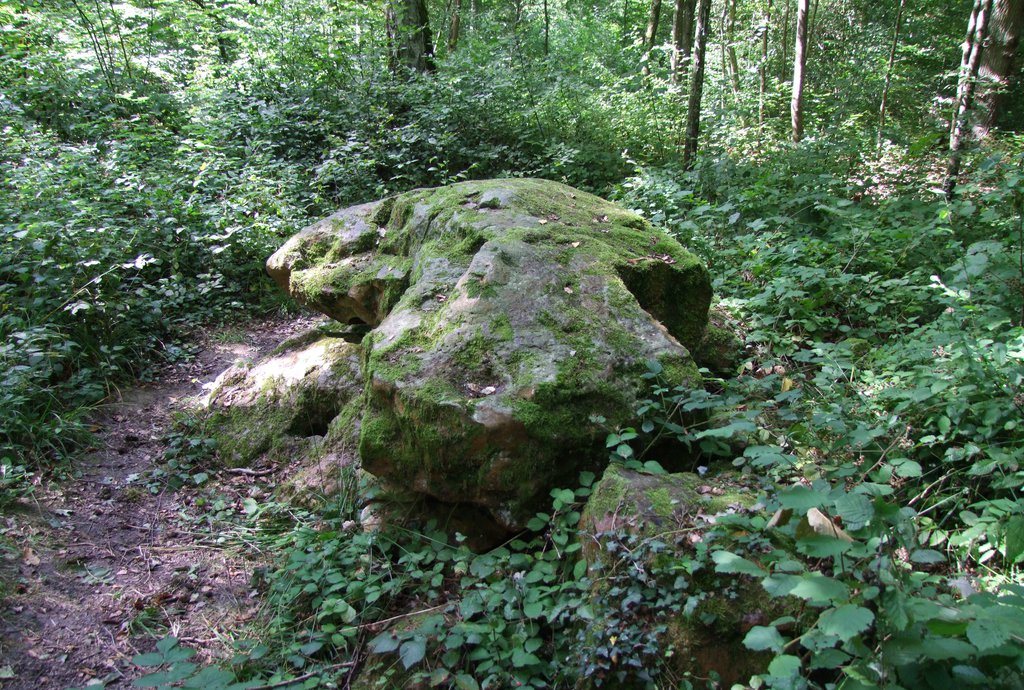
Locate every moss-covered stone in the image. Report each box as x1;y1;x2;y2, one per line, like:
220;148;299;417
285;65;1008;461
692;303;745;376
578;464;779;688
204;329;364;494
267;179;714;531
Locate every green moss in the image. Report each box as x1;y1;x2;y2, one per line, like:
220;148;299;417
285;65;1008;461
693;322;743;375
646;487;674;517
489;314;514;341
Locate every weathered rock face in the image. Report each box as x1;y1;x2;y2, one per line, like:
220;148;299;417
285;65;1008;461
204;329;365;501
267;179;712;530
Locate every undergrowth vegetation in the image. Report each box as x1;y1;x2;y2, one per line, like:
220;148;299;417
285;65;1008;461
5;0;1024;686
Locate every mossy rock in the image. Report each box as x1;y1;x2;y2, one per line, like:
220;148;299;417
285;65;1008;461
692;303;745;376
267;179;713;531
204;328;364;501
578;464;778;688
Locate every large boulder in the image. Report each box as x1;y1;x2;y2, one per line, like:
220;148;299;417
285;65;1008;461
267;179;712;530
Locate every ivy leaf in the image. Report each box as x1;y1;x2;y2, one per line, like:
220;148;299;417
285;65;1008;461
399;638;427;669
816;605;874;639
743;625;785;653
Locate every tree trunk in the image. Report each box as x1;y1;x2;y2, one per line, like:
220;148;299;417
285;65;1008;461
682;0;713;169
719;2;729;107
448;0;462;53
642;0;663;76
544;0;550;55
759;0;771;128
727;0;741;96
877;0;906;145
790;0;809;142
946;0;993;199
974;0;1024;138
780;0;791;81
386;0;435;74
670;0;696;83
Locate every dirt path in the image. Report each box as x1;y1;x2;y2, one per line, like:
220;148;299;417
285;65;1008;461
0;316;318;690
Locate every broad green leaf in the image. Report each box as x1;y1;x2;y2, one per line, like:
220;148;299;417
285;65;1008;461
816;605;874;639
767;654;802;678
368;631;401;654
511;649;541;667
833;493;873;529
789;573;849;606
399;638;426;669
743;625;785;653
966;616;1013;651
712;550;766;576
454;674;480;690
909;549;945;564
779;485;828;512
1003;515;1024;563
921;637;976;661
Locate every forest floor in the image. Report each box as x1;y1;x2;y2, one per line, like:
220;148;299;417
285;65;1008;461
0;315;316;690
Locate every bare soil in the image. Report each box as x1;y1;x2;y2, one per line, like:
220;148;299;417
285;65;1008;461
0;316;319;690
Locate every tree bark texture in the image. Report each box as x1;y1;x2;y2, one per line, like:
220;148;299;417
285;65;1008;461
448;0;462;53
727;0;741;96
790;0;809;142
682;0;713;169
642;0;663;75
386;0;435;74
946;0;993;200
759;0;771;127
974;0;1024;138
670;0;696;83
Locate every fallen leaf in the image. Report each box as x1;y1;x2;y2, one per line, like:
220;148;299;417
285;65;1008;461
537;219;548;225
22;548;39;566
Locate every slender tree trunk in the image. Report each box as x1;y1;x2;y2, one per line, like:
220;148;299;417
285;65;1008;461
682;0;713;169
544;0;550;55
719;2;729;108
727;0;741;96
877;0;907;145
759;0;771;128
71;0;118;90
671;0;696;83
386;0;435;74
946;0;993;199
448;0;462;53
623;0;631;45
974;0;1024;138
642;0;663;76
790;0;809;142
780;0;791;81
